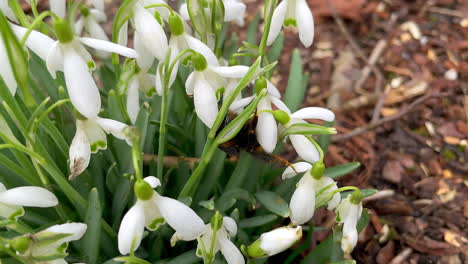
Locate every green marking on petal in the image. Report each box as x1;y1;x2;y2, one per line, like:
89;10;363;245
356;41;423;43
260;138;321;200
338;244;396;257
148;218;165;230
284;18;297;27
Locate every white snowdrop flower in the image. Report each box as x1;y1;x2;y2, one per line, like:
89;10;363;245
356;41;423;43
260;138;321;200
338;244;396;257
132;2;168;61
50;0;66;18
247;226;302;258
274;106;335;164
186;53;249;128
189;216;244;264
75;1;110;58
118;177;205;255
10;20;137;119
229;80;282;153
14;223;87;262
179;0;247;26
69;118;131;179
336;193;363;255
267;0;314;47
155;13;218;95
0;0;18;22
0;182;58;220
0;34;16;95
282;162;340;225
127;71;156;124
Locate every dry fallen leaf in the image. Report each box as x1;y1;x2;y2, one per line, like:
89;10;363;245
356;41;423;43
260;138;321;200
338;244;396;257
444;230;468;248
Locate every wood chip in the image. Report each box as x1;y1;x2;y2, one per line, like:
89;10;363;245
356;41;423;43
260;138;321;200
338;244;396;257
444;136;461;145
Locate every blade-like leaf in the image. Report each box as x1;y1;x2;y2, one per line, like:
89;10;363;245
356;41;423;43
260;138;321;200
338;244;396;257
255;191;290;218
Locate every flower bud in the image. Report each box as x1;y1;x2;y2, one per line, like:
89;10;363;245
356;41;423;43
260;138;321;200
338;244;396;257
210;211;223;231
248;226;302;258
310;161;325;180
255;77;267;95
191;53;208;71
53;18;74;43
134;180;154;200
10;236;32;254
169;14;184;36
273;110;290;125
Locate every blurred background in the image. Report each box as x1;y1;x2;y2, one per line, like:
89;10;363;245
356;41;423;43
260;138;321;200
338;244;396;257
20;0;468;263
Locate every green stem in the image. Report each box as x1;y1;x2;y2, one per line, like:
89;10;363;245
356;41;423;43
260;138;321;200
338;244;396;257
144;3;174;14
258;0;277;62
132;142;143;181
20;11;57;46
8;0;30;27
30;0;39;17
331;186;360;196
306;136;325;162
156;69;169;181
0;236;32;263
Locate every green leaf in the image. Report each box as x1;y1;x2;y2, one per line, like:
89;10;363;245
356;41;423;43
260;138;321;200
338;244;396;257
317;121;334;154
255;191;289;217
83;188;102;264
340;189;378;199
216;188;256;213
267;32;284;63
284;49;304;112
167;250;200;264
239;214;278;228
325;162;361;179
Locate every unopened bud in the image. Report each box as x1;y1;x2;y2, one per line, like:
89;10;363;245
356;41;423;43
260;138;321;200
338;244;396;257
248;226;302;258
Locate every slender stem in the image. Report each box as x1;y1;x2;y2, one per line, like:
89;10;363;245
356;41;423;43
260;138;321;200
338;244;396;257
8;0;30;27
258;0;277;62
20;11;57;46
132;142;143;181
0;236;31;263
157;68;169;181
207;230;218;264
306;136;325;162
144;3;174;14
30;0;39;17
331;186;360;196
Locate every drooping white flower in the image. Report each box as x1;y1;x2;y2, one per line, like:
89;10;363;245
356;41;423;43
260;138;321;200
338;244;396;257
118;177;205;255
282;162;341;225
0;0;18;22
0;182;58;220
10;22;137;119
267;0;314;47
336;194;363;254
179;0;247;26
126;71;156;124
0;34;16;94
247;226;302;258
186;54;249;128
69;118;131;179
190;216;244;264
75;1;110;58
229;80;282;153
274;105;335;164
50;0;66;18
155;13;218;95
16;223;87;262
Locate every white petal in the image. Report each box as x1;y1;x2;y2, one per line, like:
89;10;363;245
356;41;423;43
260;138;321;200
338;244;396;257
184;34;219;66
118;203;145;255
291;107;335;121
133;4;168;61
75;17;85;36
46;41;64;79
82;119;107;152
229;96;254;113
223;217;237;237
0;0;18;22
143;176;161;188
281;162;312;180
46;223;87;242
156;196;205;241
295;0;314;47
155;64;164;96
80;37;137;58
256;98;277;153
266;80;281;98
179;3;190;20
185;72;196;95
92;0;104;11
0;202;24;220
259;226;302;256
290;135;320;164
0;36;16;94
63;47;101;118
69;122;91;179
10;24;55;61
0;186;58;207
86;18;109;41
219;235;245;264
118;21;128;46
223;0;246;26
210;65;249;79
194;77;219;128
267;0;288;45
94;118;129;142
127;77;140;124
289;175;315;225
90;9;107;22
139;198;164;231
314;177;340;210
50;0;66;18
341;204;359;254
134;31;154;71
270;96;291;114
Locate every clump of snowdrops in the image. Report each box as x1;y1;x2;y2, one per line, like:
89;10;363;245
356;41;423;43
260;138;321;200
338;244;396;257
0;0;377;263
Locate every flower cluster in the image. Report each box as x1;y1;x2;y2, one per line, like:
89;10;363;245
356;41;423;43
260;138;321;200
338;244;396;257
0;0;369;263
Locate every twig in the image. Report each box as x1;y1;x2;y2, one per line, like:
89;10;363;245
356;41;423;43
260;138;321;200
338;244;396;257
389;248;413;264
363;189;395;202
355;40;387;94
371;84;391;123
333;92;443;142
143;154;200;168
427;7;468;18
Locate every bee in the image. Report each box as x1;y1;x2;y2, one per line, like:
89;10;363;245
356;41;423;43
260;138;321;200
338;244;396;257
217;111;297;172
